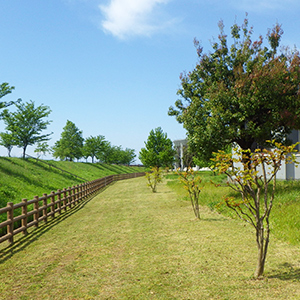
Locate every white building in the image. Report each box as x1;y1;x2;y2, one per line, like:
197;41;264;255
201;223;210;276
232;130;300;180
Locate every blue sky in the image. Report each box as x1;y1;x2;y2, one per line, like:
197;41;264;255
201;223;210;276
1;0;300;162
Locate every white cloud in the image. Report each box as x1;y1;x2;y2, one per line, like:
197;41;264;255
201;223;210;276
99;0;172;39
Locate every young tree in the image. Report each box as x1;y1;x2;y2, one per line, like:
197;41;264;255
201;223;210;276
212;141;298;278
145;167;162;193
139;127;175;169
168;16;300;162
1;101;52;158
82;135;107;163
0;132;15;157
34;142;51;158
177;167;202;219
52;120;84;161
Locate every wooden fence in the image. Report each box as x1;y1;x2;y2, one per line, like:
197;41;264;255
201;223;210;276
0;172;145;246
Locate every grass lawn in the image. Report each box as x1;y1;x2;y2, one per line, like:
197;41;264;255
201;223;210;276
0;176;300;299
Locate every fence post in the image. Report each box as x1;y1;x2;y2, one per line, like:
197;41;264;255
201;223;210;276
75;185;79;204
7;202;14;244
68;187;72;208
79;185;82;201
43;193;48;223
72;186;75;206
34;196;39;228
63;188;67;211
21;199;28;235
50;191;55;218
57;189;62;215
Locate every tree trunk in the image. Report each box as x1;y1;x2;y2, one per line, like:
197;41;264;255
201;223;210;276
254;224;269;278
22;145;27;159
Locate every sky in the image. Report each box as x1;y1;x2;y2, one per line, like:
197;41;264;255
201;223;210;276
1;0;300;163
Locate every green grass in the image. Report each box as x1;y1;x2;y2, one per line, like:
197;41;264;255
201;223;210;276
166;171;300;246
0;157;144;207
0;157;144;229
0;176;300;299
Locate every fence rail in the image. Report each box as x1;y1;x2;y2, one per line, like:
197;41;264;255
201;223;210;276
0;172;145;246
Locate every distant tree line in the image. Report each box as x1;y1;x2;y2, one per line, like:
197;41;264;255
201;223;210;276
0;83;136;165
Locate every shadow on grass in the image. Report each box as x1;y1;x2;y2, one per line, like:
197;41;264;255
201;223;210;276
0;183;114;264
268;263;300;281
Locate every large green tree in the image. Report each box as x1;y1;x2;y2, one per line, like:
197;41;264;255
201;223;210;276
1;101;52;158
82;135;107;163
168;17;300;161
121;148;136;165
139;127;175;169
52;120;84;161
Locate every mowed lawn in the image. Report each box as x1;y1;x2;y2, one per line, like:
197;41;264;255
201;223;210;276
0;176;300;299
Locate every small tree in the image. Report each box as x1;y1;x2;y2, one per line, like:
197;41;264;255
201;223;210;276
212;141;298;278
52;120;84;161
145;167;162;193
139;127;175;169
1;101;52;158
0;131;15;157
34;142;51;158
177;167;202;219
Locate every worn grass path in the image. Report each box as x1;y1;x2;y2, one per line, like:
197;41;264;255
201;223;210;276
0;177;300;299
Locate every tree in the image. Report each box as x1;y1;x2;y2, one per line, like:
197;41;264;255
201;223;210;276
0;131;15;157
121;148;136;165
145;167;162;193
83;135;106;163
212;141;298;278
177;167;202;219
1;101;52;158
139;127;175;169
0;82;19;110
52;120;84;161
98;142;115;164
34;142;51;158
168;16;300;162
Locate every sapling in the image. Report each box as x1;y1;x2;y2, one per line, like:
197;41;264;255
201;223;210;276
177;167;202;219
145;167;162;193
212;140;298;278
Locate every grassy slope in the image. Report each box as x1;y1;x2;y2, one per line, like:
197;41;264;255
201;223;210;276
0;157;144;208
0;177;299;299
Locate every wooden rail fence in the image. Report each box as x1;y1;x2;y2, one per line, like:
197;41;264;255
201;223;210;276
0;172;145;246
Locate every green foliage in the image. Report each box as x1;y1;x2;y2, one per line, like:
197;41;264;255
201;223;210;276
99;144;136;165
52;120;84;161
139;127;175;168
211;140;298;278
1;100;52;158
177;168;202;219
0;131;15;157
145;167;162;192
169;16;300;161
82;135;107;163
0;82;18;109
34;142;51;158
